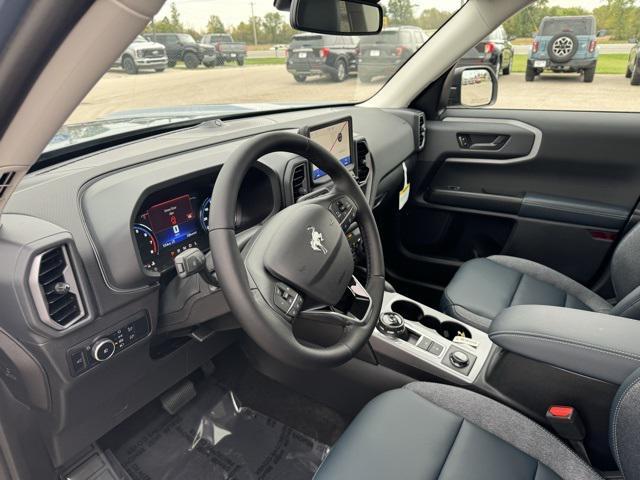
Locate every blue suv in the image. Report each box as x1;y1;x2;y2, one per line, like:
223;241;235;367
526;15;599;83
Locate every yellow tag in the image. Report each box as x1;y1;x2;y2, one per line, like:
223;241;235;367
399;183;410;210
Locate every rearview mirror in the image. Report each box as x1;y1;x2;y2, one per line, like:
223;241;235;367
290;0;383;35
444;67;498;108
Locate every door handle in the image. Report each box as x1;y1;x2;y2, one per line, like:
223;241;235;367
457;134;509;151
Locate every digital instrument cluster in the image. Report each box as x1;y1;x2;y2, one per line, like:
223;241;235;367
132;168;274;274
133;190;212;273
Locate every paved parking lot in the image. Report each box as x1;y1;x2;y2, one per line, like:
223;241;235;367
68;65;640;124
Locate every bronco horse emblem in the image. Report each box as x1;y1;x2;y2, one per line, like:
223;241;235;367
307;226;328;255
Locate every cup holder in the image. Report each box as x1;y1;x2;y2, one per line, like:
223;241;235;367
437;321;472;340
390;300;423;321
418;316;472;340
390;299;472;340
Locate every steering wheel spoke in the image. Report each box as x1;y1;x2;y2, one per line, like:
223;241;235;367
298;276;371;327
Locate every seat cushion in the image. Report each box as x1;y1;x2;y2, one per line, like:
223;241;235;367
314;383;601;480
441;255;611;331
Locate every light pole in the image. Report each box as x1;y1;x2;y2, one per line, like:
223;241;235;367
250;1;258;46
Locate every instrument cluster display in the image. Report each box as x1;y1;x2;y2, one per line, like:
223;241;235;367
132;167;274;275
133;191;212;273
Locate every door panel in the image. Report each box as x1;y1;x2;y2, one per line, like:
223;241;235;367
385;109;640;304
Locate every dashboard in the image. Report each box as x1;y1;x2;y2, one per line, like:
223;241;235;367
0;106;422;468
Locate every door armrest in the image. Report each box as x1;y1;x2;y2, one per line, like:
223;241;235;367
489;305;640;384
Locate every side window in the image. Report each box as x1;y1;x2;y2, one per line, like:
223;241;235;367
400;31;412;45
456;2;636;113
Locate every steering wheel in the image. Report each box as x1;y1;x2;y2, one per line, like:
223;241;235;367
209;131;385;368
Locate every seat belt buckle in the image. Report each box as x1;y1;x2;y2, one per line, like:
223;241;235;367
546;405;585;440
546;405;591;465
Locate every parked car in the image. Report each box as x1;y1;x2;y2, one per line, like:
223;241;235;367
113;35;168;74
144;33;217;69
357;26;428;83
526;15;599;82
286;34;358;82
456;26;514;75
200;34;247;66
626;41;640;85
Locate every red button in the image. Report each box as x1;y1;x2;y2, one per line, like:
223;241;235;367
548;406;574;418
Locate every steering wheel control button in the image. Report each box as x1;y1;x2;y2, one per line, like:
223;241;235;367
377;312;407;338
274;283;302;317
92;339;116;362
441;346;477;376
329;197;356;231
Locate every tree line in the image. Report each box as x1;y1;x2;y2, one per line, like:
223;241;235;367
145;0;640;45
144;2;297;44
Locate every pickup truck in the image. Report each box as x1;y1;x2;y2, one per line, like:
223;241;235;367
200;34;248;66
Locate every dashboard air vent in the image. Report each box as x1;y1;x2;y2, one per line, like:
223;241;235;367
31;245;85;330
0;170;16;199
291;163;308;203
418;113;426;150
355;140;370;183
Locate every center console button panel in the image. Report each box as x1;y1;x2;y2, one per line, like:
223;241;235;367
67;314;150;377
370;292;493;383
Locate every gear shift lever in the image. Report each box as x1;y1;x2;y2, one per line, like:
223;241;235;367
377;312;408;339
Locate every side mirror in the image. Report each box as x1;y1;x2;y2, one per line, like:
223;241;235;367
444;66;498;108
290;0;383;35
596;29;607;38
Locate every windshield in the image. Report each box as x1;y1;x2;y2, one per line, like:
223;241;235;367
52;1;462;153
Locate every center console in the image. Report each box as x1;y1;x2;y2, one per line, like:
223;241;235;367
370;292;494;383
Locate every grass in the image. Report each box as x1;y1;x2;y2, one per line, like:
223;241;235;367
511;53;628;74
246;57;286;65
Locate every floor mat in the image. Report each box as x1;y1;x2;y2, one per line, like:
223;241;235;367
105;382;329;480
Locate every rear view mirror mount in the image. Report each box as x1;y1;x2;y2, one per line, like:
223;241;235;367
289;0;383;36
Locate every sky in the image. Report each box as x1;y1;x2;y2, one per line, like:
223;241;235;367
154;0;609;31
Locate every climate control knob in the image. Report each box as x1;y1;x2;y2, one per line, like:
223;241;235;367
91;338;115;362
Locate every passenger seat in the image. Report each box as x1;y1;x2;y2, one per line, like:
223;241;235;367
441;223;640;331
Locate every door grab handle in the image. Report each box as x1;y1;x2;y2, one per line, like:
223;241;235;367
457;134;509;151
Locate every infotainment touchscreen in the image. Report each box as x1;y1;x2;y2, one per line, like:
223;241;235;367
302;117;354;183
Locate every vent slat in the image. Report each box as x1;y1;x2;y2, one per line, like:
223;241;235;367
356;140;370;183
35;246;83;327
48;294;77;315
292;164;308;202
418;114;426;150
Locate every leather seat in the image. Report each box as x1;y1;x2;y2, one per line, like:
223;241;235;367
315;372;640;480
441;223;640;331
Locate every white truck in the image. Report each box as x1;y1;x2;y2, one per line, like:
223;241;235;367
113;35;168;74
